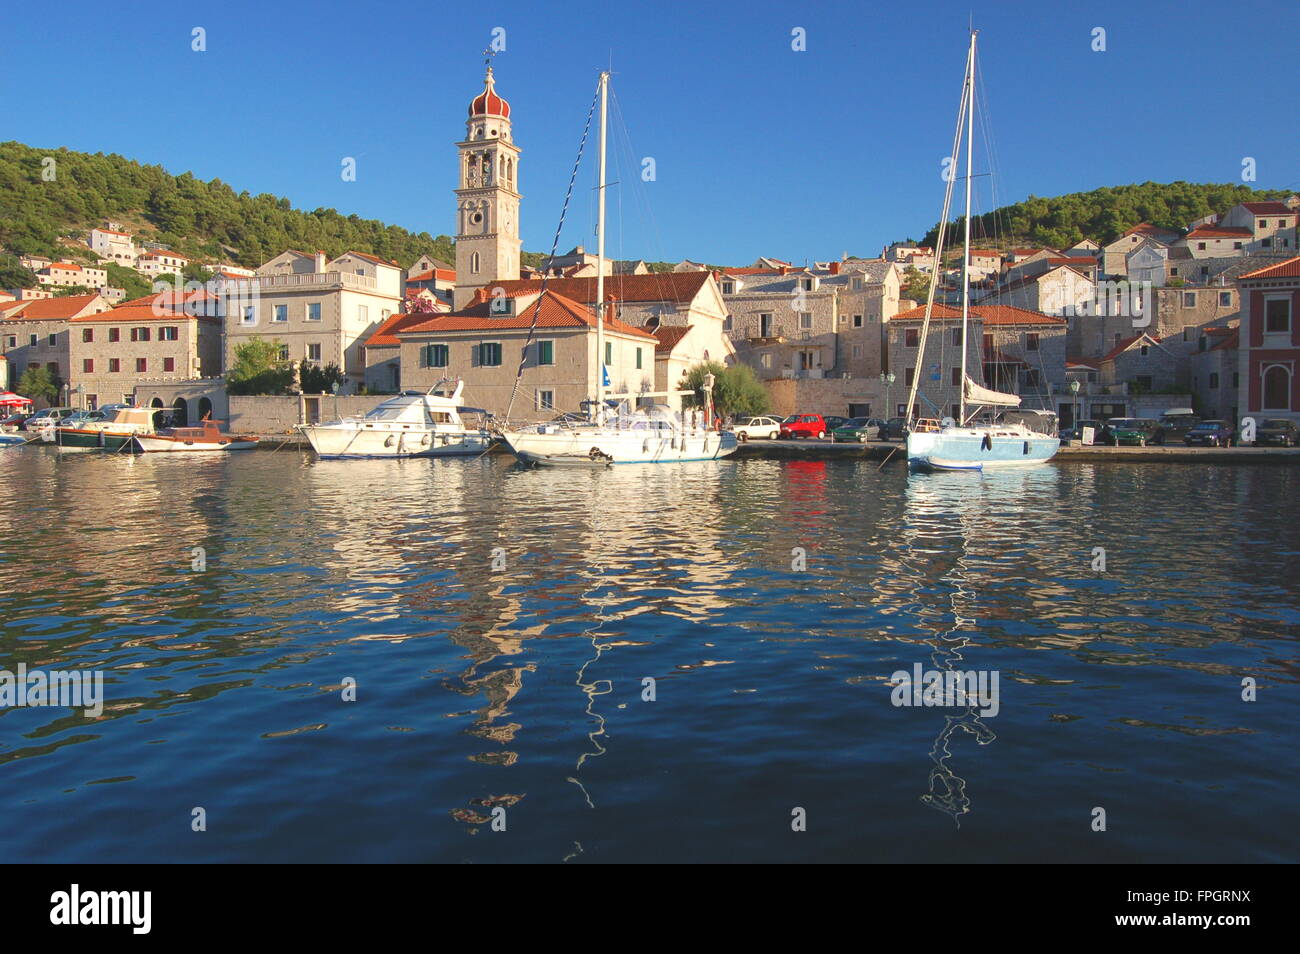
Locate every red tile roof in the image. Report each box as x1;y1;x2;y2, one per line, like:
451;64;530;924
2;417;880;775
407;268;456;283
400;290;657;340
363;311;435;348
648;325;692;353
48;262;84;271
720;266;778;276
1239;255;1300;279
0;293;105;320
345;250;401;268
1240;202;1294;215
1123;223;1177;238
1185;226;1253;239
70;304;216;324
893;303;1065;325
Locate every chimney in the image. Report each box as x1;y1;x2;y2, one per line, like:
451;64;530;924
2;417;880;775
314;251;327;273
829;262;841;275
778;265;789;275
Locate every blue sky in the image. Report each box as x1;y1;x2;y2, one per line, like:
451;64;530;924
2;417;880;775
3;0;1297;265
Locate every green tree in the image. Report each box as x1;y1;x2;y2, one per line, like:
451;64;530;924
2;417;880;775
298;362;345;394
17;366;58;402
680;361;770;419
227;337;293;395
53;284;93;297
0;256;38;290
103;262;154;300
901;265;931;304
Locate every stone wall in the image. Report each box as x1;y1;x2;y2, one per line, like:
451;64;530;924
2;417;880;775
226;394;379;434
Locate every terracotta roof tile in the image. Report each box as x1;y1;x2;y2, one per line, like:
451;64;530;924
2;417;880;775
1185;226;1253;239
1239;255;1300;279
892;303;1066;326
399;290;657;340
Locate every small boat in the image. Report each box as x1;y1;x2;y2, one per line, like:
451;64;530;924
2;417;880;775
503;401;737;466
132;419;259;453
55;406;157;450
0;433;26;448
299;379;492;459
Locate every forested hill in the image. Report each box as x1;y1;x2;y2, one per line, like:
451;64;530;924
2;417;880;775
0;140;457;269
917;181;1293;250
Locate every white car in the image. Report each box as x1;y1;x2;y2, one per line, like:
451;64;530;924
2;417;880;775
25;407;76;430
730;416;782;441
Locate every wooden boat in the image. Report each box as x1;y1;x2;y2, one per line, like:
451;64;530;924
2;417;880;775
132;419;259;453
56;406;156;450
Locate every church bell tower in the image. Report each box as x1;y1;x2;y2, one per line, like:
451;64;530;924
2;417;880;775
454;66;522;309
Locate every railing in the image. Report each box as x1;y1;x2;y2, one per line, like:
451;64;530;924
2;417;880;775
239;271;377;291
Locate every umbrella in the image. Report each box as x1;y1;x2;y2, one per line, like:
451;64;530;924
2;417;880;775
0;392;34;407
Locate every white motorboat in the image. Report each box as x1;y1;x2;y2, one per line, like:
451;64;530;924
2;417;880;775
502;402;737;466
299;379;492;459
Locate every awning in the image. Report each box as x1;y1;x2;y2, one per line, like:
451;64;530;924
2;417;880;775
964;375;1021;407
0;392;33;407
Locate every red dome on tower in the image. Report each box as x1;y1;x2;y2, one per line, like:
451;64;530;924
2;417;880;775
469;67;510;119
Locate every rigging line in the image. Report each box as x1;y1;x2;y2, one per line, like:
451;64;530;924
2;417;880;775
502;79;602;424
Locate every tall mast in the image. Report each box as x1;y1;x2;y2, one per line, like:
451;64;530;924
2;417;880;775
902;39;970;425
959;31;976;425
594;71;609;419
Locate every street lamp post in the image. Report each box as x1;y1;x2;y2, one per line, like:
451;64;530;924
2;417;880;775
703;371;716;431
1069;379;1080;441
880;370;895;420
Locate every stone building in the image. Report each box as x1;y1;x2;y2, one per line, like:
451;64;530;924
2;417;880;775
0;293;112;397
1100;333;1180;393
67;303;222;411
1102;223;1182;278
1188;327;1239;421
1236;256;1300;426
885;305;986;421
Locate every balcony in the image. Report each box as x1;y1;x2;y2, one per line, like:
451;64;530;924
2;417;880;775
236;271;377;292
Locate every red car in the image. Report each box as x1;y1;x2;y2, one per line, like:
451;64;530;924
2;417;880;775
779;413;828;439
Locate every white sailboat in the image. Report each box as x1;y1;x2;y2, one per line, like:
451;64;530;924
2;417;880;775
500;71;738;467
299;378;492;459
903;32;1060;471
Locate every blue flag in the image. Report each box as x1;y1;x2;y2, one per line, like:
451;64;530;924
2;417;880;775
602;365;610;387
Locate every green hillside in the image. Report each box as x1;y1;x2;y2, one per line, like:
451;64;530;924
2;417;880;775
918;181;1293;250
0;140;457;270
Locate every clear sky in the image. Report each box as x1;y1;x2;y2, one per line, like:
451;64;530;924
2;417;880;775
3;0;1297;266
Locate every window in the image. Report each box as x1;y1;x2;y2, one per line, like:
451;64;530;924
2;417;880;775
307;343;322;362
1265;298;1290;334
721;281;735;294
1182;328;1190;342
136;357;147;372
1233;372;1239;388
82;328;94;343
799;312;812;330
905;367;915;387
604;342;612;365
109;358;120;373
951;367;961;385
759;313;773;337
471;251;481;274
905;328;919;347
852;344;862;358
1140;344;1150;356
83;359;93;373
1259;219;1268;230
1209;372;1219;389
1197;242;1206;251
1198;336;1207;352
1219;292;1232;307
421;343;448;368
163;357;175;372
536;340;554;365
1183;292;1197;307
723;315;733;332
278;345;289;362
635;347;642;370
800;278;813;291
853;314;863;328
1171;267;1179;276
1233;242;1243;250
1263;365;1290;409
952;328;963;346
357;304;368;324
46;362;57;376
537;390;555;411
273;304;287;322
48;333;56;346
29;334;37;347
479;342;502;366
131;327;151;342
4;336;13;348
160;326;178;341
1026;332;1039;351
760;353;772;369
1263;238;1274;249
308;303;322;321
242;306;255;325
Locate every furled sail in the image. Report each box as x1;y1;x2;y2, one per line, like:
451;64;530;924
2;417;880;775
964;375;1021;407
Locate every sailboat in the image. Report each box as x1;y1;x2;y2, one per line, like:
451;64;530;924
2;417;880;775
903;32;1060;471
499;72;738;467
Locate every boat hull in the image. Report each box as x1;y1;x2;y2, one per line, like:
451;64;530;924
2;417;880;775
54;428;138;450
301;424;491;459
907;428;1060;470
502;428;738;465
132;435;259;452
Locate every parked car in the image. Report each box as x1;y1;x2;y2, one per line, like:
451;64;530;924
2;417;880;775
779;413;828;439
1060;419;1102;442
1184;420;1235;447
730;416;782;442
880;417;910;440
1254;418;1299;447
822;416;848;431
1101;418;1160;446
1154;410;1200;445
25;407;76;430
0;411;34;431
830;417;884;443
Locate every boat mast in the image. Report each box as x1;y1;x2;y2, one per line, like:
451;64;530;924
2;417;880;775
959;31;976;425
901;38;971;426
594;71;609;421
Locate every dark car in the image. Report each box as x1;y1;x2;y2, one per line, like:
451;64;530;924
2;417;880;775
1102;418;1160;446
1184;420;1235;447
1254;418;1299;447
1;411;33;431
880;417;910;440
1060;419;1102;442
822;416;848;432
1154;412;1200;445
830;417;884;443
